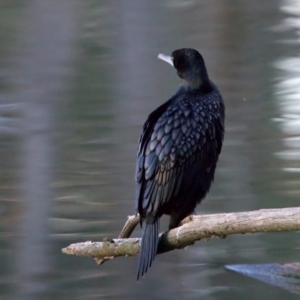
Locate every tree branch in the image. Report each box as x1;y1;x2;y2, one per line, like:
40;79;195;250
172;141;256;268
118;214;140;238
62;207;300;264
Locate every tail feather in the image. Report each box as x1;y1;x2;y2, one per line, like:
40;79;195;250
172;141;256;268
136;219;159;280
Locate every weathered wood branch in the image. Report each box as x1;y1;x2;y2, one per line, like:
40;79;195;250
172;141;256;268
118;214;140;238
62;207;300;264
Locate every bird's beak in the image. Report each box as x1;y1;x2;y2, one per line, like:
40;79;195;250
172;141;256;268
158;54;174;67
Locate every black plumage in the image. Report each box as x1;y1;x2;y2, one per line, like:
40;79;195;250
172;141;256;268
135;48;225;280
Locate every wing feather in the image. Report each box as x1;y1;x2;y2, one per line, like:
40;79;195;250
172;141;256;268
136;93;224;218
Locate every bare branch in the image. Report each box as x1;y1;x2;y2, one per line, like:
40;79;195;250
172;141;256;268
62;207;300;263
118;214;140;238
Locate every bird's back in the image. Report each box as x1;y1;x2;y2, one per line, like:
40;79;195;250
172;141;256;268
136;85;224;228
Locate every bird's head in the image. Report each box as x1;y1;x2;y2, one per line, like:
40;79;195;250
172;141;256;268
158;48;209;90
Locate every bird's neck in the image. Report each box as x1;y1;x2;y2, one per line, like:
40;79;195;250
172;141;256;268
181;76;211;92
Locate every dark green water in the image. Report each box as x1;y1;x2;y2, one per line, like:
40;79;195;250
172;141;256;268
0;0;299;299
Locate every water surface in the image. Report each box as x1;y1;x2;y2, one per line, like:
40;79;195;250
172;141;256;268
0;0;299;299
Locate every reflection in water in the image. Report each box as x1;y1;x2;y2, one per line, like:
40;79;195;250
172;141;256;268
273;0;300;198
8;1;79;299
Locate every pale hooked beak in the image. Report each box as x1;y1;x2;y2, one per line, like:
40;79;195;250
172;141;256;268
158;54;174;67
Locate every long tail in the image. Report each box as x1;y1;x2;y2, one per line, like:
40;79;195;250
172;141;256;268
136;218;159;280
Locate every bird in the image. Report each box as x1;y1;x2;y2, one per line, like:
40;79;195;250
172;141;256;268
135;48;225;280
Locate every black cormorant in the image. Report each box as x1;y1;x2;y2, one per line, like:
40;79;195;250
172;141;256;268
135;48;225;280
